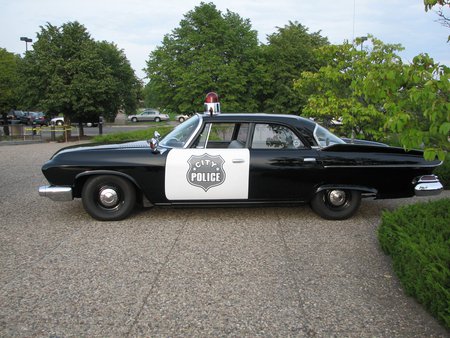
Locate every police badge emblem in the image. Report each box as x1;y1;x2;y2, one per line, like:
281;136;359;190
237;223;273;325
187;153;226;191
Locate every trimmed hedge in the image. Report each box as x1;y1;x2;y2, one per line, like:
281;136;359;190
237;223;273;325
378;198;450;329
435;156;450;190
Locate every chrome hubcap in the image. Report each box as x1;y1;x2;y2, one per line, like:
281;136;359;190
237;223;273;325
99;187;119;207
328;190;346;207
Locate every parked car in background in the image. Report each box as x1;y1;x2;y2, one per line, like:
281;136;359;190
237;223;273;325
51;117;65;126
12;111;26;122
1;111;21;125
50;116;98;127
127;109;169;123
18;112;49;126
175;114;190;123
31;112;50;126
18;112;33;125
39;113;443;221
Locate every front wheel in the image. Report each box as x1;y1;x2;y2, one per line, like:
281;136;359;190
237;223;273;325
310;189;361;220
82;175;136;221
154;117;161;122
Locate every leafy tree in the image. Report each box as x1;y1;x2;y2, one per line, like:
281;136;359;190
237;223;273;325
424;0;450;40
0;48;20;135
296;36;449;160
295;36;404;141
94;41;141;121
261;22;328;114
145;2;262;113
19;22;139;134
367;54;449;160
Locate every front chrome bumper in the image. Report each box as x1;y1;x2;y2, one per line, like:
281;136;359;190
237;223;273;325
39;185;73;201
414;175;443;197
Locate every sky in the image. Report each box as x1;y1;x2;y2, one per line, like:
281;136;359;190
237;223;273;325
1;0;449;81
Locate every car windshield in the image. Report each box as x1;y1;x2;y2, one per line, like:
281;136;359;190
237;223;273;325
159;114;200;148
313;124;345;148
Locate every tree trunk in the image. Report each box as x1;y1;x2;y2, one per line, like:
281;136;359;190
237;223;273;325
78;121;84;137
2;113;10;136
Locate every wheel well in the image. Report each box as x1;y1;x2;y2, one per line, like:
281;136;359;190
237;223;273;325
73;172;143;202
315;184;377;197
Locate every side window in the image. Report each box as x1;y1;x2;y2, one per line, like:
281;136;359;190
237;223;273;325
193;123;249;148
251;124;305;149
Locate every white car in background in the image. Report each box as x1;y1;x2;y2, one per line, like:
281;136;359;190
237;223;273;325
128;109;169;123
50;117;98;127
50;117;65;126
175;114;190;123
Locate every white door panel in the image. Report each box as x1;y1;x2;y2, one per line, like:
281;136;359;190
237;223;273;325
165;149;249;200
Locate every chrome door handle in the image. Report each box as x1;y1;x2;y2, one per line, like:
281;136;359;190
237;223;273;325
304;158;316;162
232;159;245;163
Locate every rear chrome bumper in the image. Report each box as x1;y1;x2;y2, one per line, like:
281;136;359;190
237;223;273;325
38;185;73;201
414;175;443;197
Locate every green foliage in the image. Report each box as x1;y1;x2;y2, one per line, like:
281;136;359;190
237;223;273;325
260;22;328;114
296;37;449;160
380;54;449;161
435;156;450;189
423;0;450;41
95;41;142;119
145;2;263;114
424;0;449;10
295;37;403;141
378;198;450;328
0;48;21;114
18;22;139;125
92;125;173;143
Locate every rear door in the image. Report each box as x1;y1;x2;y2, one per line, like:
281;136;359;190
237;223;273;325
248;122;322;201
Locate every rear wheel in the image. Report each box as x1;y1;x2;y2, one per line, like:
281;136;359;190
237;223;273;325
82;175;136;221
310;189;361;220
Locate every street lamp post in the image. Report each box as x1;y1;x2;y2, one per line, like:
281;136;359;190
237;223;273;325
20;36;33;52
359;36;368;51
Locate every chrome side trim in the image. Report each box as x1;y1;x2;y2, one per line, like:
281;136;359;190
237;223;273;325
232;159;245;163
38;185;73;201
304;158;316;162
323;163;442;168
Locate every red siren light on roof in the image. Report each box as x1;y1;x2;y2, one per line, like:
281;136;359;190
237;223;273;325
205;92;219;103
204;92;221;115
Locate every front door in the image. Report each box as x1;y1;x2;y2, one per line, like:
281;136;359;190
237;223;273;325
165;148;250;200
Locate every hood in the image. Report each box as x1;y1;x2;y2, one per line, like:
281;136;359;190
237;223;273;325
51;140;150;158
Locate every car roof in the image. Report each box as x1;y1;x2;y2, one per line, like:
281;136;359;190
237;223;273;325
200;113;317;130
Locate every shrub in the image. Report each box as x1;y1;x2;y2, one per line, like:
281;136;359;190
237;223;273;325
378;198;450;328
435;156;450;190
